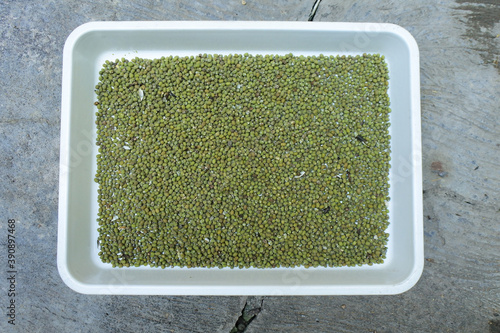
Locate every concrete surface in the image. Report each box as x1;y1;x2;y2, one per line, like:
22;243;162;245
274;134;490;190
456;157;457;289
0;0;499;332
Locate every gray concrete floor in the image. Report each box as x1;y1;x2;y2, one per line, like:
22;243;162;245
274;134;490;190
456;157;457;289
1;0;499;332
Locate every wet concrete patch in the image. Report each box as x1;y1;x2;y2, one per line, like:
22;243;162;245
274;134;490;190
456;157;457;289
455;0;500;72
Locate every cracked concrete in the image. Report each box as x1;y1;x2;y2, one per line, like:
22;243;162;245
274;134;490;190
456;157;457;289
0;0;499;332
230;297;264;333
308;0;323;21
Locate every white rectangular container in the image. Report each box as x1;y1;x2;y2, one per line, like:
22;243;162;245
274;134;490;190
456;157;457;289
58;21;423;295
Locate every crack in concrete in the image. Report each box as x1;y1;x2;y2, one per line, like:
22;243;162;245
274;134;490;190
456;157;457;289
229;297;264;333
308;0;323;21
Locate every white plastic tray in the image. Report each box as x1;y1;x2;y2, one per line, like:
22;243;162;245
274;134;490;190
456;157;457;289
58;21;422;295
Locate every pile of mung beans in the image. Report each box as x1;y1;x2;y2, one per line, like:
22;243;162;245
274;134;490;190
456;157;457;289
94;53;391;269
